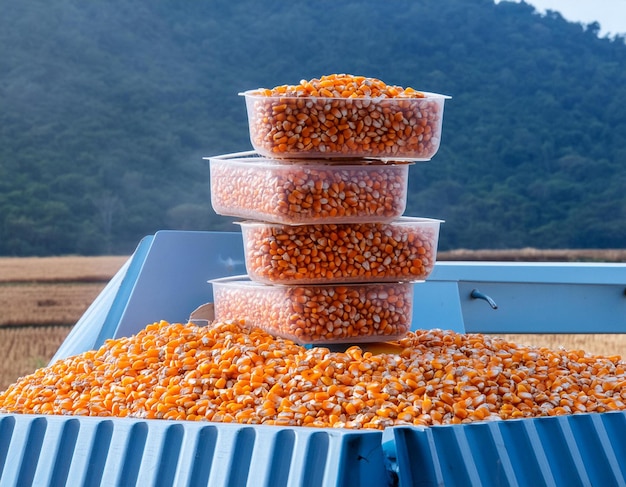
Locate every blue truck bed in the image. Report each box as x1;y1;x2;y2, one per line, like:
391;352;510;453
2;231;626;486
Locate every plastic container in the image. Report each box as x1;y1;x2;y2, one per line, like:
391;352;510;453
241;91;449;161
211;276;415;344
206;152;410;224
238;217;442;285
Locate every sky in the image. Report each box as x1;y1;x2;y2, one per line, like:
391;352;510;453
497;0;626;37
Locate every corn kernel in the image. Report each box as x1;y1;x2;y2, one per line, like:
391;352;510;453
1;320;626;430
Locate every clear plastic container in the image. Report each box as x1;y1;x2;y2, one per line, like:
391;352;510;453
206;152;410;224
211;276;414;344
241;91;449;161
238;217;442;285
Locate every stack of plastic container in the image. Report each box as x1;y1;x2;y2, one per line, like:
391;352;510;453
205;75;448;346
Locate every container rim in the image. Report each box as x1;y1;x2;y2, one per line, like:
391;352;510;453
203;150;418;166
238;90;452;100
209;275;424;287
234;217;445;228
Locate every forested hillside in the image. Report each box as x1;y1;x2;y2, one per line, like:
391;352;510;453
1;0;625;255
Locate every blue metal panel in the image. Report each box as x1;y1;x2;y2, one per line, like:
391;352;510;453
113;230;246;339
390;412;626;487
412;281;466;333
459;280;626;334
4;412;626;487
430;261;626;285
52;231;247;361
0;414;391;487
418;262;626;334
50;235;155;363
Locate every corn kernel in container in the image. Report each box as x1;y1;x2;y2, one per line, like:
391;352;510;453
239;217;442;285
211;276;414;344
206;153;410;224
241;74;449;160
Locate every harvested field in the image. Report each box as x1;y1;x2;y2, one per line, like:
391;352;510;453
0;255;127;389
439;248;626;262
0;255;127;282
496;333;626;358
0;326;71;389
0;251;625;391
0;282;108;326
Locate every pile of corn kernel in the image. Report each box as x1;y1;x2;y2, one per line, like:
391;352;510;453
1;320;625;429
252;73;426;99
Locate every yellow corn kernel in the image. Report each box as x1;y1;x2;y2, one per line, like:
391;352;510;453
1;320;626;430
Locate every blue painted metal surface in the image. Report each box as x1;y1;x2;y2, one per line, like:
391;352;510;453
52;231;246;362
3;231;626;486
112;230;246;340
413;261;626;334
389;411;626;487
0;414;391;487
51;235;154;362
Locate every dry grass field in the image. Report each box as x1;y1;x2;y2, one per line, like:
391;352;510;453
0;251;624;391
0;255;128;282
439;248;626;262
0;256;128;390
0;283;113;326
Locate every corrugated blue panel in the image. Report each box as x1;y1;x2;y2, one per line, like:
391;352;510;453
391;411;626;487
0;414;391;487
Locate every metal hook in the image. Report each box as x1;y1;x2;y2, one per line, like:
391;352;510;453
470;289;498;309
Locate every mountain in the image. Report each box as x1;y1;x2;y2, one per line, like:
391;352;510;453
1;0;625;255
